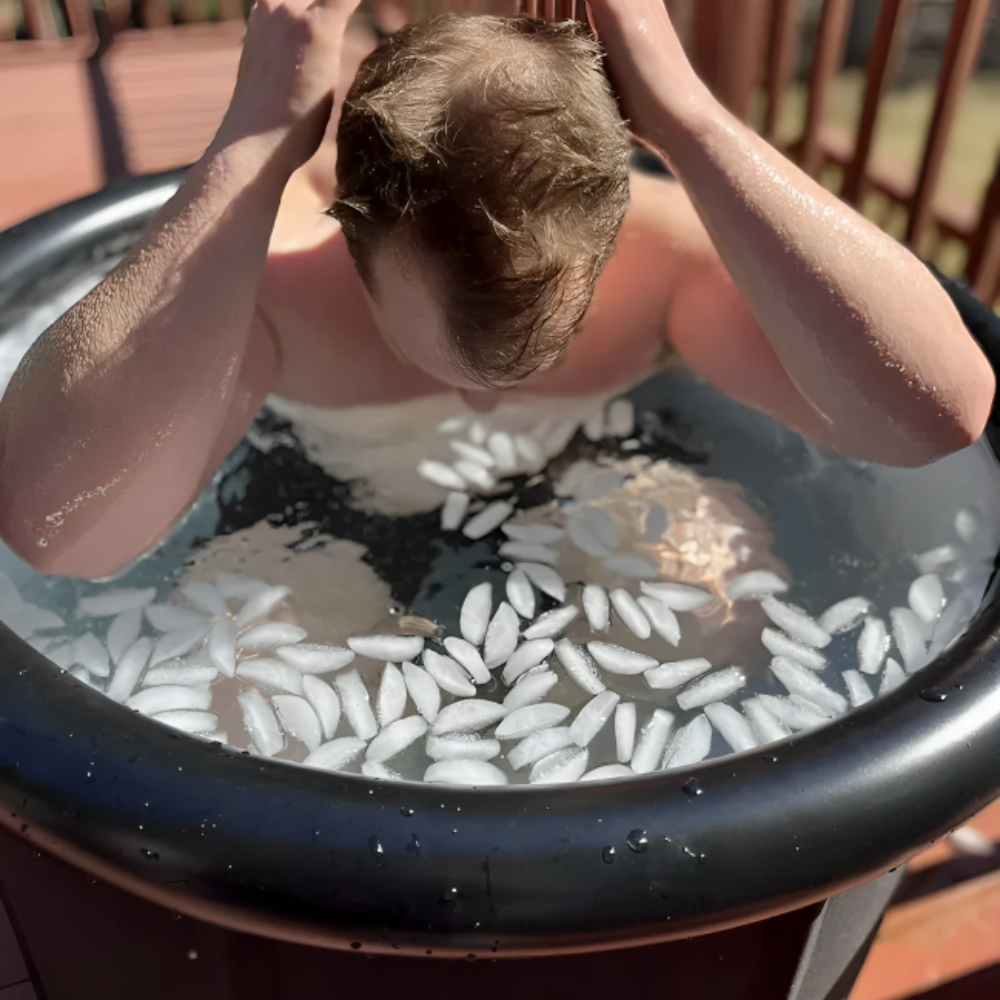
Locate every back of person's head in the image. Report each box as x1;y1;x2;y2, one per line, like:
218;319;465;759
331;14;631;388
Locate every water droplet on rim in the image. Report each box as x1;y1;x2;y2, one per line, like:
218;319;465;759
919;688;949;703
682;778;703;797
626;829;649;853
602;846;616;864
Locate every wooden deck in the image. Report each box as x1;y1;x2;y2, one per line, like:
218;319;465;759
0;24;244;231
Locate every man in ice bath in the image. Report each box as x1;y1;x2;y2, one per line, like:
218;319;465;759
0;0;993;578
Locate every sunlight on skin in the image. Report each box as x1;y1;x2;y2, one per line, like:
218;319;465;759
364;243;525;415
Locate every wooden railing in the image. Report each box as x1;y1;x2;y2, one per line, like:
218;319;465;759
688;0;1000;305
3;0;999;304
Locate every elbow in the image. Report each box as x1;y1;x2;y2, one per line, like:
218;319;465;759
930;354;996;464
959;352;996;450
890;358;996;469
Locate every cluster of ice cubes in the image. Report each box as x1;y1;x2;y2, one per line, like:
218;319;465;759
7;394;987;787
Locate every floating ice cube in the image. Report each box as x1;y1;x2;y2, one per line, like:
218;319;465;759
460;582;493;647
631;709;674;773
517;562;567;601
77;588;156;618
462;501;514;540
664;714;714;769
495;702;570;740
503;670;559;710
890;607;928;671
615;702;637;764
207;619;237;677
366;716;428;763
644;658;712;691
127;685;212;716
273;695;323;752
424;760;508;786
676;667;746;710
610;589;651;639
422;649;476;697
348;635;425;662
529;746;589;785
583;584;611;632
431;699;508;735
569;691;620;747
725;571;789;600
554;639;606;695
842;670;874;708
303;738;366;771
236;658;304;696
762;627;827;671
908;574;945;625
637;596;681;645
442;636;490;683
640;581;714;612
760;597;831;649
523;605;579;640
426;732;501;762
483;602;520;668
769;657;847;716
275;643;355;674
302;674;341;740
239;688;284;757
239;623;308;650
500;638;555;685
818;596;872;635
704;702;757;753
417;460;467;491
506;569;536;619
586;642;658;675
402;662;441;723
335;669;378;740
440;491;470;531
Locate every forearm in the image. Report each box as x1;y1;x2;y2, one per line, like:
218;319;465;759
0;138;289;575
652;94;994;464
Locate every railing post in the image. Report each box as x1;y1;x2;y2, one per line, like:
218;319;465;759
841;0;913;207
969;151;1000;305
762;0;801;142
692;0;771;123
799;0;855;177
906;0;993;250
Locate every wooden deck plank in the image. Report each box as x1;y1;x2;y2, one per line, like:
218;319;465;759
0;59;104;230
850;867;1000;1000
103;24;244;176
908;798;1000;873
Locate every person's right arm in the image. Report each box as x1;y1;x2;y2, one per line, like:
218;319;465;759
0;0;360;579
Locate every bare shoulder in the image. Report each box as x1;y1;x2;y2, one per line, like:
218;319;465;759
620;170;717;265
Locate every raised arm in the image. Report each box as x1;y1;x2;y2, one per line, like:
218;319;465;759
588;0;994;467
0;0;361;578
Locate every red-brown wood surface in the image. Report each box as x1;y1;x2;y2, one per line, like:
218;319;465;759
762;0;801;141
800;0;855;177
691;0;772;124
840;0;912;206
906;0;993;249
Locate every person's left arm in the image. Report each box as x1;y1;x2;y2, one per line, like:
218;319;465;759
588;0;995;467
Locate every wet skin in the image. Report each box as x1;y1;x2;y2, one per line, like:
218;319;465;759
0;0;993;578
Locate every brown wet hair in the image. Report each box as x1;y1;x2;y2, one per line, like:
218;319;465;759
330;14;631;388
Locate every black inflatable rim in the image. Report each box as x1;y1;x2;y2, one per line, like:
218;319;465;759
0;172;998;959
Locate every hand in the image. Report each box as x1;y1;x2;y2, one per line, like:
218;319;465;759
215;0;364;171
584;0;714;152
